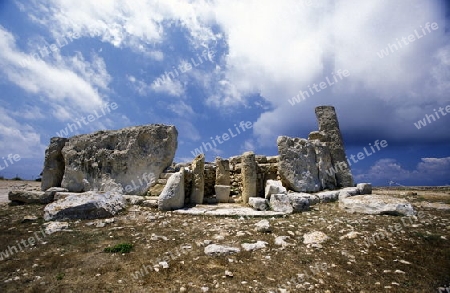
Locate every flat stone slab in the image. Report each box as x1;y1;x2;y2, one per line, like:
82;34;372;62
173;203;286;217
414;202;450;210
339;194;415;216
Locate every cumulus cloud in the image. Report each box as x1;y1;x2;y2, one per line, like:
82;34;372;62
0;26;111;121
354;157;450;185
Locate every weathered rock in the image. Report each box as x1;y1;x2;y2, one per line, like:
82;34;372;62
303;231;329;245
190;154;205;204
315;190;340;203
41;137;68;191
290;192;320;206
44;191;125;220
22;215;38;223
60;124;177;195
264;180;286;199
313;141;336;190
44;221;69;234
241;241;268;251
270;194;293;213
277;137;320;192
159;169;185;211
274;236;291;248
241;151;257;203
8;190;53;204
204;244;240;256
254;219;271;233
339;194;416;216
287;193;310;212
215;157;230;185
338;187;360;201
215;185;230;203
314;106;354;187
357;183;372;195
249;197;269;211
123;195;145;205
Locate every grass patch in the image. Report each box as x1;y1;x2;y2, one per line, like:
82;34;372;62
56;273;65;280
103;242;133;253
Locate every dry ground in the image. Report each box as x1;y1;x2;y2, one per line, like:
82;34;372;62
0;180;449;292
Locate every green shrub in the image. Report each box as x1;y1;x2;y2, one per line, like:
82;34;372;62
104;243;133;253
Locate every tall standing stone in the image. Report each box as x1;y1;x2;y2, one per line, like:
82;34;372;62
315;106;354;187
241;151;257;203
215;157;230;185
41;137;69;191
190;154;205;204
312;140;336;190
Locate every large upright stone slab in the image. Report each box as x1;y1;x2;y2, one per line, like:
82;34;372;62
313;140;336;190
277;137;320;192
315;106;353;187
158;169;185;211
60;124;177;195
190;154;205;204
241;151;257;203
41;137;69;191
215;157;230;185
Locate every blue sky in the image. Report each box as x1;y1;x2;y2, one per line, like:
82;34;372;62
0;0;449;186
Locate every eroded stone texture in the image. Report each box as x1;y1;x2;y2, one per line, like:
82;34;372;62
313;140;336;190
215;157;230;186
277;137;320;192
44;191;126;221
315;106;354;187
190;154;205;204
241;151;257;203
60;125;177;195
159;169;185;211
41;137;69;191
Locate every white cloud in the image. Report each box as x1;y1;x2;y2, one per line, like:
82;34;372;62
0;107;46;158
151;78;185;97
355;157;450;185
0;26;111;120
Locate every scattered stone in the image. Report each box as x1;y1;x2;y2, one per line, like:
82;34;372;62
204;244;240;256
270;194;293;213
158;169;185;211
44;191;126;221
225;270;234;278
357;183;372;195
159;261;169;269
315;190;340;203
8;190;53;204
270;193;310;213
248;198;269;211
339;231;360;240
44;221;69;234
274;236;291;248
264;180;286;199
254;219;271;233
339;194;415;216
22;215;39;223
303;231;329;245
241;241;268;251
123;195;145;205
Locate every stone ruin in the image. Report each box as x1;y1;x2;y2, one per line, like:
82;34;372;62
9;105;415;220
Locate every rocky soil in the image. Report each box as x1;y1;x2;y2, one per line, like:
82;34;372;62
0;180;449;292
